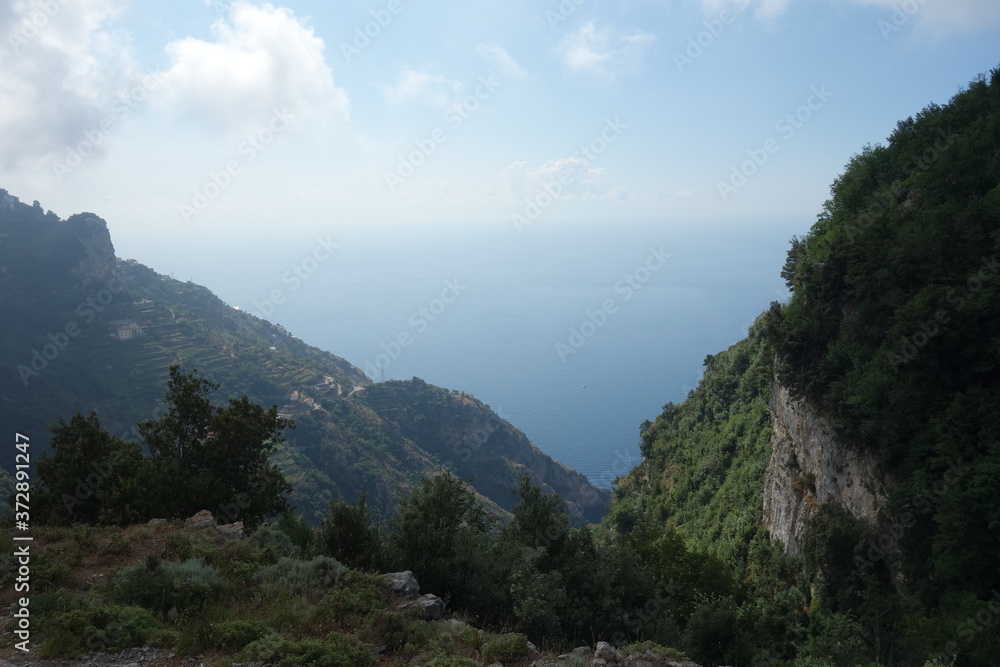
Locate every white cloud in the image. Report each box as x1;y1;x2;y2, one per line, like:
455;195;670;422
699;0;1000;33
0;0;140;170
378;67;461;107
850;0;1000;36
160;2;347;131
556;21;655;77
500;157;621;199
475;43;526;79
656;187;697;201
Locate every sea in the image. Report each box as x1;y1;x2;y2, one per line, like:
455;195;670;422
147;219;798;489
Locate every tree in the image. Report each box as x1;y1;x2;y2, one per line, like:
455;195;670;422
386;472;493;601
34;412;144;526
139;366;293;527
320;490;383;570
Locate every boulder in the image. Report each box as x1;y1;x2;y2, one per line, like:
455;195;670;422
402;593;445;620
184;509;215;529
216;521;244;540
596;641;622;664
383;570;420;597
147;518;167;526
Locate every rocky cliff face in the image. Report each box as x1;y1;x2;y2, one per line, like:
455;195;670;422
68;213;117;288
762;376;887;557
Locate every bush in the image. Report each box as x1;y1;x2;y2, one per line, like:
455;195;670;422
212;618;270;651
250;524;300;559
621;641;688;661
164;558;224;613
110;558;223;617
162;533;193;561
238;632;374;666
256;555;347;600
40;604;174;658
479;633;528;663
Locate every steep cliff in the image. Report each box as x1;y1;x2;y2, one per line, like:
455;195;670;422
68;212;117;287
762;376;887;557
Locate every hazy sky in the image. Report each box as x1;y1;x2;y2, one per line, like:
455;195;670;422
1;0;998;261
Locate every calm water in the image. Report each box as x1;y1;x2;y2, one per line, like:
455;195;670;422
163;220;795;488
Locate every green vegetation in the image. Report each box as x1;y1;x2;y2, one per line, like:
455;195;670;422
4;65;1000;667
764;69;1000;664
33;366;292;528
610;68;1000;666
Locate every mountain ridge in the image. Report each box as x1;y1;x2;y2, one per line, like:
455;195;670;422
0;190;610;525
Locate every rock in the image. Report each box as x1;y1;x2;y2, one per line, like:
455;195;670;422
383;570;420;597
527;639;539;654
147;518;167;526
184;509;215;529
216;521;244;540
595;641;622;663
763;378;887;557
402;593;445;620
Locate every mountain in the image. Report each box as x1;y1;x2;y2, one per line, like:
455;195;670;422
610;67;1000;665
0;192;609;525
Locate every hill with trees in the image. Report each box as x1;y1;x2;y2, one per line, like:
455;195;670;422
0;191;609;526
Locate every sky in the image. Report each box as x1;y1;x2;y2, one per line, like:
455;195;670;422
0;0;998;267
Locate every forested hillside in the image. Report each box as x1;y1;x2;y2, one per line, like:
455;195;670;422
612;68;1000;666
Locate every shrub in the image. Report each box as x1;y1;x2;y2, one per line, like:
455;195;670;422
40;604;174;658
164;558;224;613
212;618;270;651
110;562;173;613
111;558;223;617
33;553;72;592
256;555;347;600
250;524;300;559
621;640;688;661
239;632;374;666
103;534;132;556
479;633;528;663
423;656;481;667
162;533;193;561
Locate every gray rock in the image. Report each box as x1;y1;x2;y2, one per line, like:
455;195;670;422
402;593;446;620
184;509;215;529
383;570;420;597
595;640;622;663
216;521;245;540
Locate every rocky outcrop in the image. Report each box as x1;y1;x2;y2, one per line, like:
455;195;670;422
383;570;420;597
68;213;117;288
401;593;446;621
383;570;446;620
762;376;887;557
182;510;245;540
533;642;701;667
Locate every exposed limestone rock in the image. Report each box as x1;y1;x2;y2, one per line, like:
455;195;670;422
216;521;244;540
763;376;887;557
184;509;215;530
383;570;420;597
402;593;445;620
595;641;622;663
69;213;117;288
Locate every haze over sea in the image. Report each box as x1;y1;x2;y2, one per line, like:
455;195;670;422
149;219;798;488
